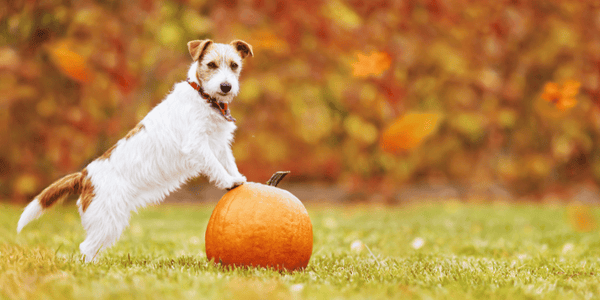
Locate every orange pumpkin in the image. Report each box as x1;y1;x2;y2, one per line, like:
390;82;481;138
205;172;313;271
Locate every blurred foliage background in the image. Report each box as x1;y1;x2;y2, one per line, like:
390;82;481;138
2;0;600;203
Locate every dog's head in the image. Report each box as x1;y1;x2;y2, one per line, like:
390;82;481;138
187;39;253;103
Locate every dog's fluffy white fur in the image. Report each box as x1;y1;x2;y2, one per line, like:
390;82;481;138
17;40;253;262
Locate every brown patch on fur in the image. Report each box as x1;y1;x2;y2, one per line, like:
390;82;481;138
38;172;84;209
187;39;213;62
196;58;221;83
79;168;94;213
125;123;145;140
230;40;254;59
99;144;117;160
36;169;96;212
99;123;145;161
228;59;240;72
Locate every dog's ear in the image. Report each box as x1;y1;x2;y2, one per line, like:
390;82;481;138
187;39;213;62
230;40;254;59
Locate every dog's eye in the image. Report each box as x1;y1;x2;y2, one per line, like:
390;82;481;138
207;62;218;69
230;62;238;70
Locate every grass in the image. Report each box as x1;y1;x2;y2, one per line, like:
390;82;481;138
1;201;600;299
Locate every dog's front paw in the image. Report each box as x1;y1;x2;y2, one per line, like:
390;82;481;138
217;176;247;190
234;175;247;184
226;176;247;190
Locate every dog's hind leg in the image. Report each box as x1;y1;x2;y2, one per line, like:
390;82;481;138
78;195;131;262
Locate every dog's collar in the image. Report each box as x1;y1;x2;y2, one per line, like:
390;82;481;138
186;79;236;122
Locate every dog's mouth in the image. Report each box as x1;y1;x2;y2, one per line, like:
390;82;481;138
186;79;236;122
215;92;235;104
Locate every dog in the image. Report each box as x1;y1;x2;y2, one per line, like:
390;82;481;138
17;39;253;262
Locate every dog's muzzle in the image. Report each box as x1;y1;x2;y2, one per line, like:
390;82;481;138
187;79;236;122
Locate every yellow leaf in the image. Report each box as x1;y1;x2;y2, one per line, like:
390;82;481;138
15;174;39;195
182;10;213;35
344;114;378;145
158;23;184;47
323;0;362;30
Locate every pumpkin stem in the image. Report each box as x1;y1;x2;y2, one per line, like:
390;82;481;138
266;171;290;187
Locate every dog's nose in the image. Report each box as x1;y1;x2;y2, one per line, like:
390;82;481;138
220;83;232;93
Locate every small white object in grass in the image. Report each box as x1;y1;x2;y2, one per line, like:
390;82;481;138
350;240;365;253
562;243;574;254
290;283;304;293
188;236;201;245
411;237;425;249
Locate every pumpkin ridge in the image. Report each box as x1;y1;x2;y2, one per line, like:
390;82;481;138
208;185;241;261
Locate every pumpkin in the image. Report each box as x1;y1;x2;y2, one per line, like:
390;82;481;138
205;172;313;271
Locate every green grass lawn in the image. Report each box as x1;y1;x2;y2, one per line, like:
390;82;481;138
1;201;600;299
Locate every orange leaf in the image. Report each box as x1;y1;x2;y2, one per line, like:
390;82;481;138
541;82;560;103
541;80;580;111
250;28;289;54
567;206;597;232
351;51;391;78
48;42;91;83
556;97;577;111
380;112;442;154
561;80;581;98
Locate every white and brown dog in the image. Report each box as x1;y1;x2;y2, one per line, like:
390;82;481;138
17;39;253;262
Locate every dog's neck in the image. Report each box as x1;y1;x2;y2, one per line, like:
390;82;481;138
186;79;236;123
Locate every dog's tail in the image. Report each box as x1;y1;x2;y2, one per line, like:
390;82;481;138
17;172;85;233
